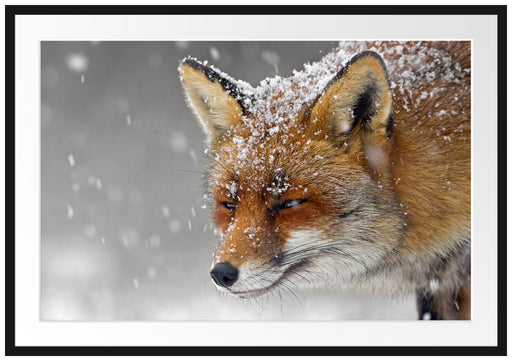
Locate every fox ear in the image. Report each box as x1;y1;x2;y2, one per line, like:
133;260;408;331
179;58;246;143
310;51;393;140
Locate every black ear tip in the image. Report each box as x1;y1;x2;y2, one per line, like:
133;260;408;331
348;51;387;69
179;56;250;114
179;57;222;85
180;57;204;71
358;50;383;59
179;57;197;75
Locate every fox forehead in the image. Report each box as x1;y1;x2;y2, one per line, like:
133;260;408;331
210;131;344;197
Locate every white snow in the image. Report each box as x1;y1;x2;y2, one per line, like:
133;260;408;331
429;279;440;292
261;50;280;66
175;41;189;50
189;149;198;164
168;219;181;234
147;267;157;279
169;132;188;153
119;228;139;248
209;47;220;61
66;53;88;73
162;206;170;218
66;205;74;219
67;154;75;167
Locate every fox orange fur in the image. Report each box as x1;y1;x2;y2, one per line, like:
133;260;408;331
179;41;471;320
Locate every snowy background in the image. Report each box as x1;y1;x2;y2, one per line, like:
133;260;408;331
41;41;416;320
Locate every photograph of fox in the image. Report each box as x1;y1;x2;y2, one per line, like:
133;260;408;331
180;41;471;320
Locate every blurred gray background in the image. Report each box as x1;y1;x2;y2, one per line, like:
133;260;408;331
41;41;416;320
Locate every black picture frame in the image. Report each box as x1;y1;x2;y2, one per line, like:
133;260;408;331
5;4;507;356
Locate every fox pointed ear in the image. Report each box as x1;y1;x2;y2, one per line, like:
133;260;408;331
179;58;247;143
310;51;393;140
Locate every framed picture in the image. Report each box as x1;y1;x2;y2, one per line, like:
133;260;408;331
5;4;506;356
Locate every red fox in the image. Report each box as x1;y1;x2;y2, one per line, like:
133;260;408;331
179;41;471;320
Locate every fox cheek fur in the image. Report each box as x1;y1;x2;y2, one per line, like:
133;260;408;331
179;42;471;320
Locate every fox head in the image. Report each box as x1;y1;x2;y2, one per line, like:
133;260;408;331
179;51;404;298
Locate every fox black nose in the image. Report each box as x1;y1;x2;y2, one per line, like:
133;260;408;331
210;262;239;288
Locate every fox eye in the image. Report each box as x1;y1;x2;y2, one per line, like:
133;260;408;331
281;199;306;209
221;201;235;210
